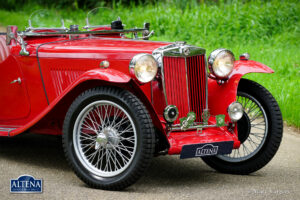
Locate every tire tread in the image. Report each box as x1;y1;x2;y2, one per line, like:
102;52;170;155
202;79;283;174
62;86;155;190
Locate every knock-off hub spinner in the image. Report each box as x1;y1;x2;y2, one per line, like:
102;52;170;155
95;127;120;150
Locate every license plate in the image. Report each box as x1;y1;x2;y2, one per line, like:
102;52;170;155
180;141;234;159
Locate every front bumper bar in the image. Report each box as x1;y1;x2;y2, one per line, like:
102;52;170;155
167;126;240;155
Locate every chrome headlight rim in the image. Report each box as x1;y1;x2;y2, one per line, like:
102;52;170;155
129;53;158;84
228;101;244;122
208;48;235;79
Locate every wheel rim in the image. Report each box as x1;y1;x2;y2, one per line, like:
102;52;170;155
73;100;137;177
218;92;268;162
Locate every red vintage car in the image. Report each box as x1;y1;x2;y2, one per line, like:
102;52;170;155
0;10;283;190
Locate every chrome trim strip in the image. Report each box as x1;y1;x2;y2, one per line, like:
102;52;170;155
20;28;147;37
184;57;191;110
26;27;68;32
0;127;16;132
153;42;206;58
152;47;168;105
171;124;218;131
204;54;209;110
83;24;110;30
161;52;168;105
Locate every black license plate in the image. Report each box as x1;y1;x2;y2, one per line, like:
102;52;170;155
180;141;234;159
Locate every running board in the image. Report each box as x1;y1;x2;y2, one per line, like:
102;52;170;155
0;127;17;137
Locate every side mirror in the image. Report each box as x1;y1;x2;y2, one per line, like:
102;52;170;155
6;26;18;45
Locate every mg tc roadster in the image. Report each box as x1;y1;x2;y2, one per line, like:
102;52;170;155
0;9;283;190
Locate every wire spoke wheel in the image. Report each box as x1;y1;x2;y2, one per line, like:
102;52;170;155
73;100;137;177
202;79;282;174
218;92;268;162
63;87;155;190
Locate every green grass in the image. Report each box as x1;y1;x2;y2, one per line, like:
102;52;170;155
0;0;299;127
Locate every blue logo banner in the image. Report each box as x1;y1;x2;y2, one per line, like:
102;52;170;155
10;175;43;193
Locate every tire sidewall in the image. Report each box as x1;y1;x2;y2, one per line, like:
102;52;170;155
202;79;283;173
63;88;151;187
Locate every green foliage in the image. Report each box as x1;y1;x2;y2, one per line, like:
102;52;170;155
0;0;299;126
0;0;160;10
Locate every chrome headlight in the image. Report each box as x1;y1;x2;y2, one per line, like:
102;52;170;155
129;53;158;83
228;102;243;122
208;48;235;79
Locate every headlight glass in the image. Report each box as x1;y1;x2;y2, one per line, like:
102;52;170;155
228;102;244;122
130;54;158;83
208;49;235;79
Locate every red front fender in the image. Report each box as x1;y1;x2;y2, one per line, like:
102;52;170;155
9;68;165;138
9;69;131;136
76;68;131;84
208;60;274;122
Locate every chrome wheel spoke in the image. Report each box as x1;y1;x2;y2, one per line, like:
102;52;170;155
73;100;137;177
112;116;130;130
83;143;96;153
120;135;135;142
111;144;130;164
81;122;98;133
218;92;268;162
118;127;134;135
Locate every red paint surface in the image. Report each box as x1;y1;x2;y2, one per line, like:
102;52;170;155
168;126;240;155
0;33;273;155
186;55;206;122
163;56;190;123
207;60;274;123
0;35;169;135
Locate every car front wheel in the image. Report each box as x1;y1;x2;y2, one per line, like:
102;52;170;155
63;86;155;190
202;79;283;174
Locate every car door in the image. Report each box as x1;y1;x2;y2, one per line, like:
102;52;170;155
0;36;30;120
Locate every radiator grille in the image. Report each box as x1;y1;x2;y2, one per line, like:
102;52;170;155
163;55;206;123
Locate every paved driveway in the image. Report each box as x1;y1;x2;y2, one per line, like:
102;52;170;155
0;126;299;200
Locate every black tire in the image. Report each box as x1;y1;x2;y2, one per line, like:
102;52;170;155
62;86;155;190
202;78;283;174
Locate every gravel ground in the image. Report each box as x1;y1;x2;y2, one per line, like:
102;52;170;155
0;125;299;200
